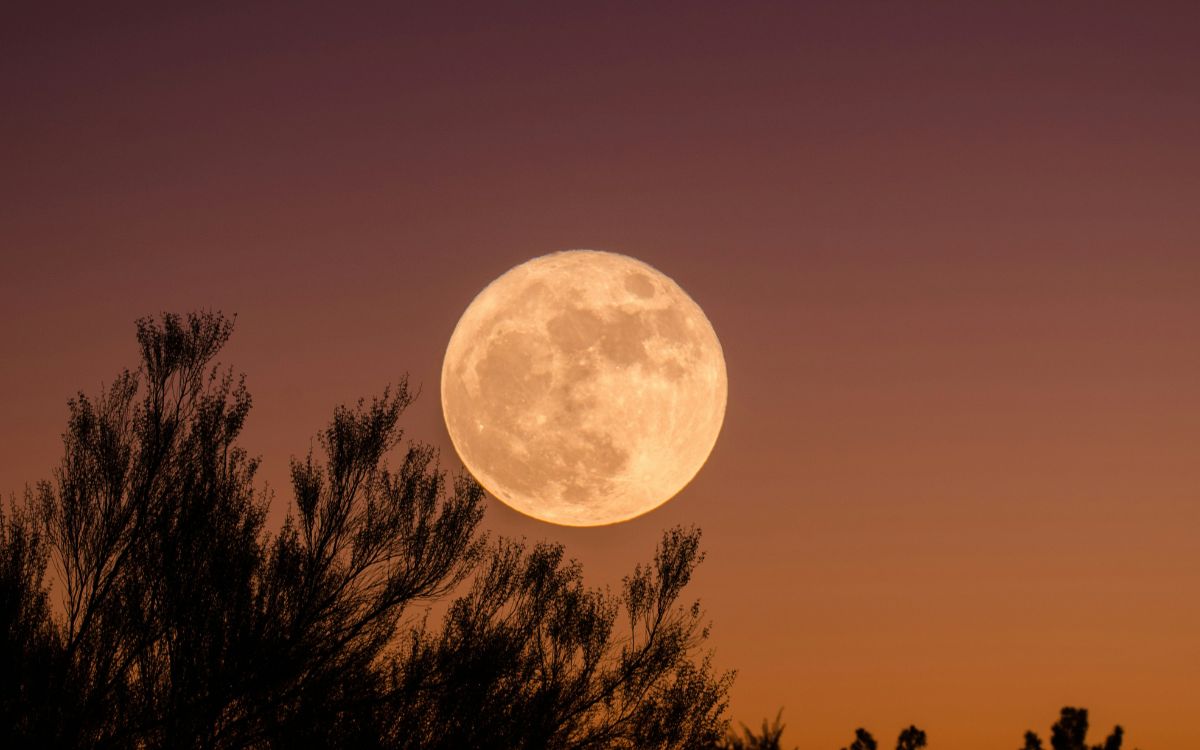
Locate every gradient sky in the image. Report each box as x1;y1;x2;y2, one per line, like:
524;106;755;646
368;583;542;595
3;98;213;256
3;3;1198;747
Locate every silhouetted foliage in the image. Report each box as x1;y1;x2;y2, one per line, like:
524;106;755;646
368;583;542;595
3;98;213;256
841;728;878;750
0;497;59;743
0;312;731;749
721;707;1139;750
383;525;731;749
721;710;789;750
714;714;931;750
1054;707;1092;750
1024;707;1127;750
896;725;927;750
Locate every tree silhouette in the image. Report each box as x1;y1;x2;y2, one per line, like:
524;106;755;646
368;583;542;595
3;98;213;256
0;496;59;742
722;710;789;750
716;705;1139;750
895;725;926;750
1024;707;1126;750
714;714;929;750
842;727;878;750
0;311;731;749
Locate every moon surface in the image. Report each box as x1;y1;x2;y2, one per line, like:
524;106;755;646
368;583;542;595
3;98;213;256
441;250;727;526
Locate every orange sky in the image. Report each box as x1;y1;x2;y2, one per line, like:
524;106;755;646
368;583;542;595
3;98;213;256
2;4;1198;747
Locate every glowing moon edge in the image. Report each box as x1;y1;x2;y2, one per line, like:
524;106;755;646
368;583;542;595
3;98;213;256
440;249;727;526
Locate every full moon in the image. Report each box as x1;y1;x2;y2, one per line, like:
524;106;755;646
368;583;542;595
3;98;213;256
441;250;727;526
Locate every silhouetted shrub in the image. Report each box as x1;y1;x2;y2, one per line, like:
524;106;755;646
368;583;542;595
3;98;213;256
722;710;789;750
896;725;926;750
1025;706;1126;750
722;705;1137;750
0;312;731;749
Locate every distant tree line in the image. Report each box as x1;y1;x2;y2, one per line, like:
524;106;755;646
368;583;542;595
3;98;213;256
715;706;1133;750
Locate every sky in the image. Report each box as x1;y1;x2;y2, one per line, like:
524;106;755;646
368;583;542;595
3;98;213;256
2;3;1199;747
